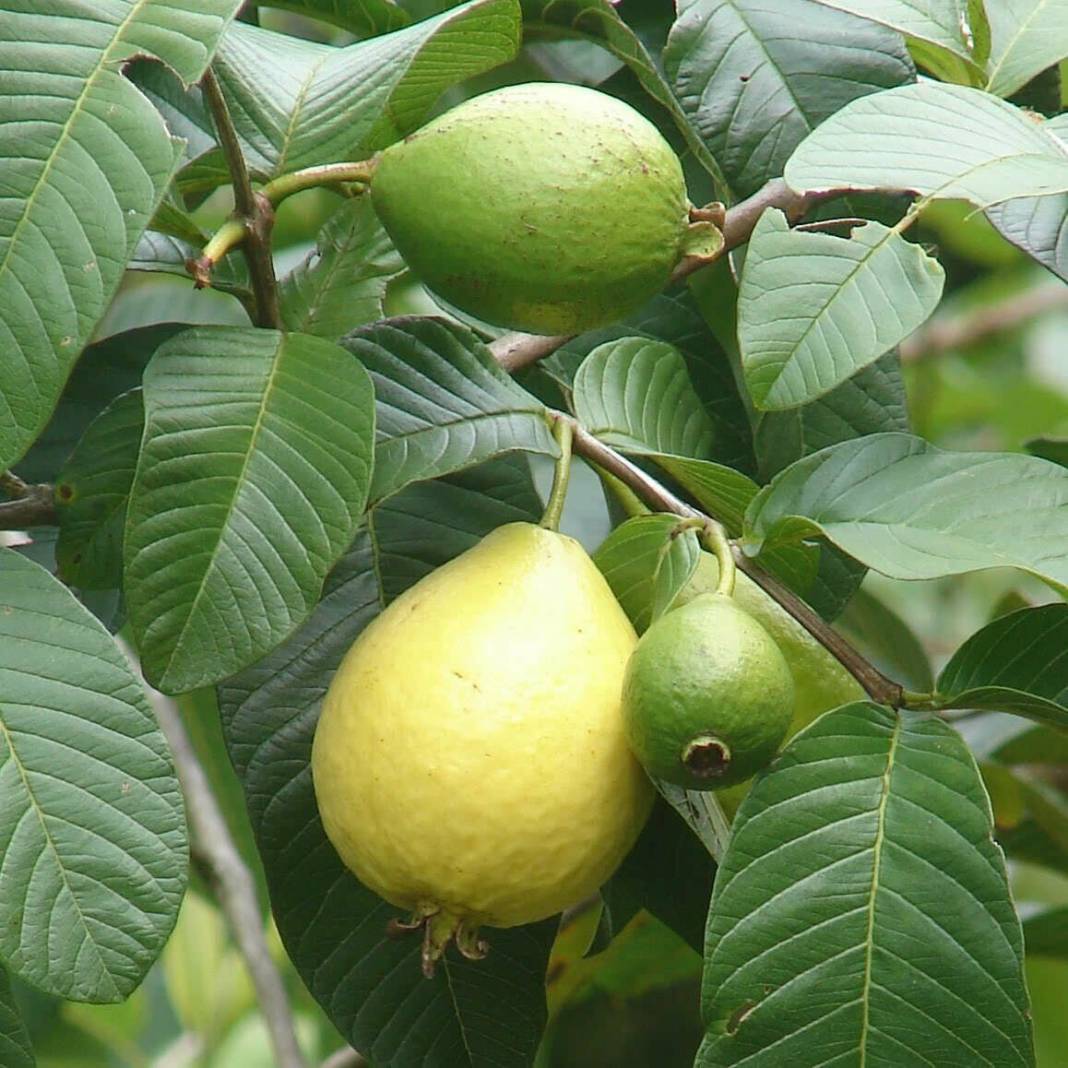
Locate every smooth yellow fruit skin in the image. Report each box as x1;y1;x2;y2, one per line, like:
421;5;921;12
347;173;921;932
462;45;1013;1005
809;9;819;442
311;522;654;930
371;82;690;335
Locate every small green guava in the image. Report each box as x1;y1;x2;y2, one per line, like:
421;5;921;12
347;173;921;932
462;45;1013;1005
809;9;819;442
621;593;795;790
370;82;691;335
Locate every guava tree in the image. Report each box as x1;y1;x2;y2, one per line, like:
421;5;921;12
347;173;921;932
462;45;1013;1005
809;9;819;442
2;1;1068;1066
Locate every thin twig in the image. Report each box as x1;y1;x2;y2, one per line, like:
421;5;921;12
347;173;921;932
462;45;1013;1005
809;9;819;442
491;179;852;374
0;482;56;527
199;69;283;329
900;283;1068;363
149;687;309;1068
320;1048;369;1068
567;422;904;707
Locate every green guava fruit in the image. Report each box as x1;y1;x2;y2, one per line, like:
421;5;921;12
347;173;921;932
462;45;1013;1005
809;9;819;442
370;82;691;335
621;593;795;790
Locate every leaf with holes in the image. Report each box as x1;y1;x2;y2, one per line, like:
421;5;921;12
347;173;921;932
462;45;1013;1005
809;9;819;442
341;317;557;503
935;605;1068;730
55;389;144;589
0;965;33;1068
218;458;556;1066
124;327;375;693
745;432;1068;594
0;2;239;471
699;702;1033;1066
785;81;1068;206
739;210;944;409
665;0;914;197
213;0;521;177
986;0;1068;98
0;550;187;1003
810;0;986;83
280;198;404;339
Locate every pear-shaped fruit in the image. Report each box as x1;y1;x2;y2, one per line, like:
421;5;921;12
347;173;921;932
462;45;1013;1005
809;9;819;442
311;522;654;973
621;593;795;790
370;82;690;335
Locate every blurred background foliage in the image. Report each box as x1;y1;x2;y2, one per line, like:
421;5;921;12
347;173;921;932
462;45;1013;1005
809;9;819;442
36;2;1068;1065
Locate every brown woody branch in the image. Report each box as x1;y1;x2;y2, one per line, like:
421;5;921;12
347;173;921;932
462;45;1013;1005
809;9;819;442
0;473;56;528
567;423;904;708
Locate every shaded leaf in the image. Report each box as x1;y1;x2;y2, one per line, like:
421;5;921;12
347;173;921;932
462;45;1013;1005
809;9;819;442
837;586;934;691
0;551;187;1003
1022;906;1068;958
55;389;144;589
214;0;521;177
1026;436;1068;466
0;965;33;1068
341;317;557;503
125;327;375;693
218;458;556;1067
665;0;914;197
280;198;404;339
650;526;701;623
0;2;238;469
699;702;1033;1066
130;231;252;301
739;210;944;410
745;432;1068;594
785;81;1068;206
936;605;1068;730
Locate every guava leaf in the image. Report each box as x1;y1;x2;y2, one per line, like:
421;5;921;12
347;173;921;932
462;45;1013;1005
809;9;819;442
124;327;375;693
664;0;914;197
785;81;1068;206
738;210;944;410
1022;906;1068;958
213;0;521;176
809;0;986;84
341;317;557;503
257;0;410;37
218;458;556;1068
986;117;1068;282
837;587;934;691
1027;436;1068;466
745;432;1068;594
521;0;729;193
55;389;144;590
0;965;33;1068
699;702;1033;1066
957;713;1068;765
935;605;1068;731
985;0;1068;98
0;1;238;470
130;231;252;302
0;551;187;1003
280;199;404;339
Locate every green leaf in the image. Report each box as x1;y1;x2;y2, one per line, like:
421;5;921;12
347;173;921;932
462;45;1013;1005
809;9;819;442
0;550;187;1003
217;458;555;1066
280;198;404;339
13;325;184;484
130;231;252;302
0;965;33;1068
699;702;1033;1066
958;713;1068;765
745;432;1068;594
214;0;521;177
1026;436;1068;465
810;0;985;83
650;526;701;623
522;0;729;192
837;587;934;691
785;81;1068;207
341;317;557;503
257;0;410;37
935;605;1068;730
0;2;239;470
55;389;144;589
664;0;914;197
125;327;375;693
739;210;944;410
1022;906;1068;958
986;0;1068;98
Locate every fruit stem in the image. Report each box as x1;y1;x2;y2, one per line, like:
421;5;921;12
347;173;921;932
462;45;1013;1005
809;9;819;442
540;416;574;531
700;520;736;598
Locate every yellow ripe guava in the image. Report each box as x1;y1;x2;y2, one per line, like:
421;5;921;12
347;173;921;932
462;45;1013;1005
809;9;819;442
370;82;691;335
311;523;654;972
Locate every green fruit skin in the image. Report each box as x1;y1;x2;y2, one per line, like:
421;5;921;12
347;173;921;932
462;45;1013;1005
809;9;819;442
621;593;795;790
371;82;690;336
